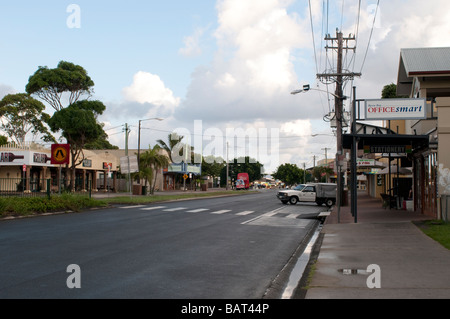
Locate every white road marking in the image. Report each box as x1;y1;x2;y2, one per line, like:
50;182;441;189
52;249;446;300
241;215;262;225
120;205;146;209
163;207;187;212
241;207;284;224
140;206;167;211
282;226;321;298
211;210;231;214
286;213;300;219
186;208;210;213
236;211;255;216
261;207;285;217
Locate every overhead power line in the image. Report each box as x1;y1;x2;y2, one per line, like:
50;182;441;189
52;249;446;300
359;0;380;73
308;0;319;75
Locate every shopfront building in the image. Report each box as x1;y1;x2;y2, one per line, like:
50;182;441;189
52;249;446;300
397;47;450;218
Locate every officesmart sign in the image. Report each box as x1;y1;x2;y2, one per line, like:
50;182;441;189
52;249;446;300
365;98;426;120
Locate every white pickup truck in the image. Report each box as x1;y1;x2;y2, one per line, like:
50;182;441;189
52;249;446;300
276;183;337;207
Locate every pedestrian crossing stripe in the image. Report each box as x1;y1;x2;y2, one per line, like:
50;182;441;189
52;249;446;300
120;206;327;222
186;208;210;213
140;206;167;210
163;207;187;212
211;210;231;214
236;211;254;216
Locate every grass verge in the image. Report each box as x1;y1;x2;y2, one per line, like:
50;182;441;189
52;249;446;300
0;190;257;218
0;194;107;218
414;220;450;250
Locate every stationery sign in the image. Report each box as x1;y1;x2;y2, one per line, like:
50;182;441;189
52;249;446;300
364;145;412;154
365;98;426;120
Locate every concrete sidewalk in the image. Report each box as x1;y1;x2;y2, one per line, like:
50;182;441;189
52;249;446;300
305;192;450;299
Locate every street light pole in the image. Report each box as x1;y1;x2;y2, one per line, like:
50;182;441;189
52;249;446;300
226;142;229;190
124;123;131;195
291;86;347;101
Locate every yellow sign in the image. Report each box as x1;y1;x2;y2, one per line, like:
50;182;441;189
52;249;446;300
53;147;67;161
183;174;189;180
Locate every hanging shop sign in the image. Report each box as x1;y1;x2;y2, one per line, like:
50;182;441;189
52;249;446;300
365;98;426;120
364;145;412;154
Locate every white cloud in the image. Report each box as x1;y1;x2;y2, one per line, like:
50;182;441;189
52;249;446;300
349;0;450;101
280;119;311;137
0;84;16;99
122;71;180;108
115;0;450;170
215;72;236;88
175;0;317;124
179;27;205;57
170;0;337;171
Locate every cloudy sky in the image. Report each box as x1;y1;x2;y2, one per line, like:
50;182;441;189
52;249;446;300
1;0;450;173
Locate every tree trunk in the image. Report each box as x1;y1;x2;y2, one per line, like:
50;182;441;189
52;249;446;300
152;169;159;195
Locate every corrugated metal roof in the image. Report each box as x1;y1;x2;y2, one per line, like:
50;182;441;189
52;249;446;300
401;47;450;75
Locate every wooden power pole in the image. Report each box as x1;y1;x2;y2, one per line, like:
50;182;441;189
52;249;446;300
317;30;361;209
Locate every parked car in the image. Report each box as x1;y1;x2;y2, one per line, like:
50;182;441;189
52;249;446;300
276;183;337;207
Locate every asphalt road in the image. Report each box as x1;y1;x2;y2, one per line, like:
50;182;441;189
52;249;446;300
0;189;328;299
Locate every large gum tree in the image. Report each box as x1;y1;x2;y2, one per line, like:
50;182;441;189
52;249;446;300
48;100;106;191
0;93;55;145
26;61;94;111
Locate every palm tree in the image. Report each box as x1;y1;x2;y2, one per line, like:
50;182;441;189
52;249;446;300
157;133;184;162
150;146;169;194
138;150;154;192
157;132;197;163
140;144;169;194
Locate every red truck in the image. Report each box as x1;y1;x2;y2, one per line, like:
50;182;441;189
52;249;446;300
236;173;250;190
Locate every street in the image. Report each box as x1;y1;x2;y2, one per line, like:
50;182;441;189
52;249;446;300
0;189;328;299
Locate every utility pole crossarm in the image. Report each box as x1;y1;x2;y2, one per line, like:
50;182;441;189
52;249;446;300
317;31;361;83
316;72;361;79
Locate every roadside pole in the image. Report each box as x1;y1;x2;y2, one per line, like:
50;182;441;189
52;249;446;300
351;86;358;223
59;165;62;195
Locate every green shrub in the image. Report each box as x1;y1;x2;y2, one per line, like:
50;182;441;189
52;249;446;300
0;194;107;217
